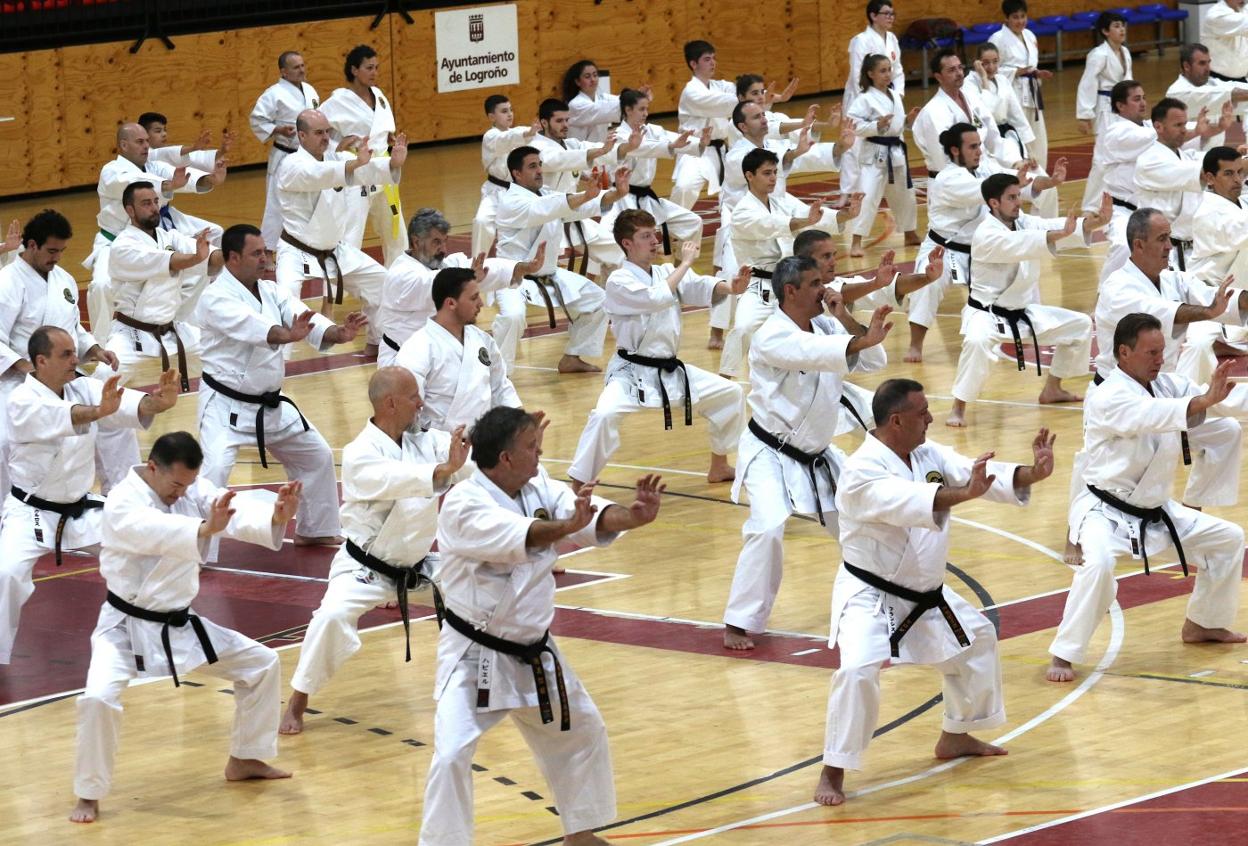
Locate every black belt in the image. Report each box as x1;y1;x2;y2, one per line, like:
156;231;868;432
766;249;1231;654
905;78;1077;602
1097;89;1112;97
112;311;190;392
1087;485;1189;576
617;350;691;430
842;561;970;658
346;539;428;663
865;136;913;187
10;486;102;566
996;123;1027;159
747;417;836;526
1111;197;1137;212
928;230;971;254
382;333;401;352
967;296;1041;375
1211;70;1248;83
106;590;218;688
1170;237;1191;272
274;142;297;154
750;268;773;303
840;395;870;431
200;372;309;469
439;603;571;731
708;138;726;183
1024;73;1045;119
627;184;671;253
524;274;572;328
562;221;590;276
487;175;510;190
281;230;343;305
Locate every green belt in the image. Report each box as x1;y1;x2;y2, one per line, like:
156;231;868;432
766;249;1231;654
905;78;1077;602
99;228;116;242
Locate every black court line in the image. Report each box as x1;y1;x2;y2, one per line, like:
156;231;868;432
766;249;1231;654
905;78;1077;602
1118;672;1248;692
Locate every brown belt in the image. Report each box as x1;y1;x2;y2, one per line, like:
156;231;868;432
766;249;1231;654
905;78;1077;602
112;311;190;391
561;222;590;276
281;230;343;305
524;274;572;328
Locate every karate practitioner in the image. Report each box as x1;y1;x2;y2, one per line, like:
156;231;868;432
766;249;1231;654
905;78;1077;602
1188;147;1248;375
912;50;1010;176
1204;0;1248;84
250;51;320;252
195;224;366;548
395;267;521;433
0;328;178;666
419;406;664;846
1048;313;1248;684
69;432;301;824
1075;12;1131;211
563;59;639;144
722;256;893;651
472;95;539;256
989;0;1051;173
319;44;406;267
377;208;534;369
567;210;749;492
670;40;738;209
1167;43;1248;150
0;210;123;499
947;174;1107;427
845;1;905;114
277;109;404;355
139;113;230;174
493;146;623;373
1134;98;1213;274
718;148;860;379
815;378;1053;806
279;367;472;734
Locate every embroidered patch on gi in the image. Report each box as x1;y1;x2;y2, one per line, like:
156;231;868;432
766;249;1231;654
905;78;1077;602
63;288;76;304
477;347;491;366
926;471;946;485
533;508;551;520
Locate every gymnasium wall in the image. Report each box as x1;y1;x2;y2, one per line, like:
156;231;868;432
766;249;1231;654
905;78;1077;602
0;0;1160;196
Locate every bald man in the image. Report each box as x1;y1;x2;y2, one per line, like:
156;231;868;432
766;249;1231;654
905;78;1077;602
276;109;406;357
279;367;472;734
86;122;225;339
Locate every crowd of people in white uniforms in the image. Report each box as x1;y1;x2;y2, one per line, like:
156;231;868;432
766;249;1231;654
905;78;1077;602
6;0;1248;839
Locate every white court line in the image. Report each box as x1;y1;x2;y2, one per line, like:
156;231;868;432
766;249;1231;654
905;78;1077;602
928;393;1085;413
977;761;1247;843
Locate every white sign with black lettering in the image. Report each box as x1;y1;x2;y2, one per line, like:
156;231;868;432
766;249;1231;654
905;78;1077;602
435;4;520;93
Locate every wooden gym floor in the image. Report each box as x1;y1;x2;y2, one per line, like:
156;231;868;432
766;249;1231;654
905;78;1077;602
2;47;1248;845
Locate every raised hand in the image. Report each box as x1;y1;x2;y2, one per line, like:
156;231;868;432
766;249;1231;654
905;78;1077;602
203;490;237;536
191;128;212;151
1209;275;1236;320
793;125;814;159
776;77;799;104
525;118;541;139
839;192;864;222
925;246;946;282
97;374;124;418
679;240;700;266
612;164;631;195
520;241;547;276
287;309;316;343
445;424;471;474
671;129;693;150
531;410;551;451
729;264;752;295
330;311;368;344
170;165;190;190
966;452;997;499
355;145;373;167
563;481;599;534
1030;428;1056;482
471;250;487;282
1076;118;1092;135
390;132;408;167
147;368;181;412
336;134;362;153
859;305;894;347
803;102;820;127
874;249;897;286
905;105;921;126
92;347;121;370
805;198;826;226
273;481;303;525
698;125;713;153
875;114;891;133
626;474;665;526
2;219;20;253
1202;358;1236;410
195;229;212;262
1050;156;1068;184
620;129;642;155
838;118;857;149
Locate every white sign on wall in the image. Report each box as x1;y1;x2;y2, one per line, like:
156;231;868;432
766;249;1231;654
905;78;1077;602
435;4;520;93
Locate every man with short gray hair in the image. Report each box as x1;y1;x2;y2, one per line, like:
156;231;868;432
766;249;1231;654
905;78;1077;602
250;51;320;252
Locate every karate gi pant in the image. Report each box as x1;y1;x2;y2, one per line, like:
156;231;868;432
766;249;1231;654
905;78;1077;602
567;366;744;483
419;651;616;845
951;305;1091;403
342;185;406;268
848;158;918;238
906;238;970;331
1051;506;1245;664
718;286;777;378
74;616;281;800
708;211;738;332
492;272;608;369
261;148;292;251
198;395;342;546
275;240;384;346
471;182;506;257
823;591;1004;770
1178;321;1248;386
85;233;115;339
670;145;724;210
600;194;704;252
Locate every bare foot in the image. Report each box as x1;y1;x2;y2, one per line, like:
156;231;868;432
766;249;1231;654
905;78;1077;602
813;765;846;806
707;460;735;484
906;325;928;363
553;565;566;575
1064;539;1084;566
1181;619;1248;644
904;347;923;363
68;798;99;823
946;399;968;428
933;731;1007;760
707;328;725;350
564;831;612;845
849;246;865;258
362;343;379;359
279;691;309;735
904;230;922;246
1038;386;1082;404
557;355;601;374
224;757;292;782
1046;656;1076;683
723;625;755;651
293;534;344;547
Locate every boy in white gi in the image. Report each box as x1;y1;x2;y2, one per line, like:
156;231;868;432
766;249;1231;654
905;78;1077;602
567;210;749;491
1048;313;1248;683
396;267;521;433
670;40;738;210
815;378;1054;806
0;328;178;665
843;0;905;195
419;406;663;846
139;113;230;174
1076;12;1131;210
250;51;320;252
472;95;539;256
279;367;472;734
195;224;366;549
70;431;302;823
722;256;894;651
989;0;1051;172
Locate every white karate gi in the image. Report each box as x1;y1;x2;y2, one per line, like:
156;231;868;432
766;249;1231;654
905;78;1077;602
845;87;918;237
529;132;623;274
1187;191;1248;379
843;26;905;194
1052;370;1248;664
193;269;342;543
723;310;886;634
965;72;1057;218
276;147;396;346
567;260;744;483
290;422;471;696
472;125;532;256
989;26;1047;171
420;467;621;845
824;435;1026;770
568;88;619;144
1095;115;1158;283
320;85;405;267
493;183;610;367
718;190;840;378
74;469;285;801
1077;42;1133;210
250;77;320;250
670;76;738;208
1205;0;1248;81
0;375;149;664
1133;139;1204;270
953;213;1092;403
376;252;517;368
599;122;704;251
395;320;521;433
912;88;1006;175
1167;73;1248;149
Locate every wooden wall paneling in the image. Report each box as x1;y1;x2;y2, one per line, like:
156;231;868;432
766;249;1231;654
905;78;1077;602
0;49;64;197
